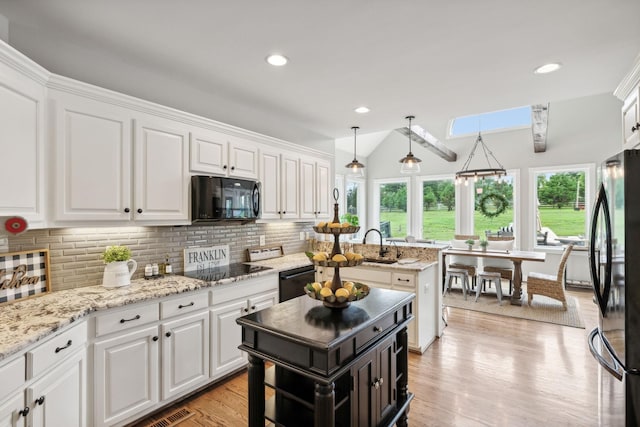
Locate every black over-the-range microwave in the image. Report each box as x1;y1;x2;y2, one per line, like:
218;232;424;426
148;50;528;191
191;175;261;222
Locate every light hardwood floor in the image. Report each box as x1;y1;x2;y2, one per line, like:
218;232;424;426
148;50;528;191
136;288;600;427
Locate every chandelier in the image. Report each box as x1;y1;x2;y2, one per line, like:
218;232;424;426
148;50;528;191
455;132;506;185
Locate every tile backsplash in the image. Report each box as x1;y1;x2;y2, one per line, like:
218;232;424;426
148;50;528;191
7;222;313;291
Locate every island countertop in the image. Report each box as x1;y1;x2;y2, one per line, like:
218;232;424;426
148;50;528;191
0;267;277;362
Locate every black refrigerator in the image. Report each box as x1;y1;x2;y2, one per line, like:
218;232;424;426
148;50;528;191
589;149;640;426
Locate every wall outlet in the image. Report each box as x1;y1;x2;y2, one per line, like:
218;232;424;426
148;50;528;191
300;231;305;241
259;235;265;246
305;231;310;239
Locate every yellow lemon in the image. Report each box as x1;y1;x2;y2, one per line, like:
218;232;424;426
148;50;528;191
319;287;333;298
311;282;322;292
341;222;351;228
335;288;350;298
316;221;327;228
332;254;347;262
324;280;333;288
352;253;364;260
343;281;354;292
312;252;327;261
344;252;356;261
329;222;342;228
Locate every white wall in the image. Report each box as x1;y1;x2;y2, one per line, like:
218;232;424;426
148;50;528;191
365;92;622;267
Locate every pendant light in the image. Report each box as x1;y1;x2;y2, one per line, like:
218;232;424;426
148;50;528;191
399;115;422;174
345;126;365;177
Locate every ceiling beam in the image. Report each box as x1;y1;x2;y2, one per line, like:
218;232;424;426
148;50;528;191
531;103;549;153
395;125;457;162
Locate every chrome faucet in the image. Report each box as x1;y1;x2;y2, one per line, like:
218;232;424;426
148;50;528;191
362;228;389;258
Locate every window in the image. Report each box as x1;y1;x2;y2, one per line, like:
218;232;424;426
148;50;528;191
449;105;531;138
344;178;365;239
373;178;410;239
474;174;516;239
530;165;593;247
421;177;456;241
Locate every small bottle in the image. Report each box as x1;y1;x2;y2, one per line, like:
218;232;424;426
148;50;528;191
152;263;159;276
144;264;153;279
164;254;173;275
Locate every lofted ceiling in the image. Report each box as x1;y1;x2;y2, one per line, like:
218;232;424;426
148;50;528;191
1;0;639;149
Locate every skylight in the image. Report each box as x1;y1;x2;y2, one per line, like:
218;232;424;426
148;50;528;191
449;105;532;138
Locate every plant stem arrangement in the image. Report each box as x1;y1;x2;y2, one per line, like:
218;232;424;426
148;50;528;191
101;245;132;263
464;239;475;250
479;239;489;250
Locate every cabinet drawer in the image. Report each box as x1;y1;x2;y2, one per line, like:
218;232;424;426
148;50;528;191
392;272;415;289
160;292;208;319
95;302;159;337
355;312;396;351
0;355;25;400
329;267;392;284
27;321;87;379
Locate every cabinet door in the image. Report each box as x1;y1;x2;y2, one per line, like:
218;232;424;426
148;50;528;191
28;349;86;427
299;157;317;219
351;347;375;426
315;159;331;218
376;334;397;423
189;130;228;175
249;291;278;313
93;325;159;427
280;154;299;219
134;118;189;222
228;138;258;179
52;92;132;221
0;65;45;225
0;393;25;427
259;149;281;219
161;311;210;400
622;87;640;149
210;299;248;379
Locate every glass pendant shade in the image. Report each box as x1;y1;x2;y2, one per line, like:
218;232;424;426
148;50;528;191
345;126;365;177
399;115;422;174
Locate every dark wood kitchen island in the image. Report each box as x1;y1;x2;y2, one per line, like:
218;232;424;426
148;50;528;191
237;287;415;427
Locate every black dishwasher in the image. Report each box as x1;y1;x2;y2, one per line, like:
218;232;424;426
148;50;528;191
278;265;316;302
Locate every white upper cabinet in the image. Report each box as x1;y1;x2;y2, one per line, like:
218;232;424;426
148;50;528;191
280;154;300;220
259;149;299;220
0;55;46;227
51;91;132;221
299;156;331;220
51;93;190;224
134;117;190;222
622;87;640;149
190;129;258;179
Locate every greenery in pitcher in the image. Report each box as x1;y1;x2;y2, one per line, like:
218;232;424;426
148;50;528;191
101;245;132;263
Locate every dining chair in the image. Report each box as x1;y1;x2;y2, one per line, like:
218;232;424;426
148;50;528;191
449;234;480;288
526;244;574;310
482;236;515;295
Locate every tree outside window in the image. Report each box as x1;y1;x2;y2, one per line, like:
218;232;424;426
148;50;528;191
377;181;408;238
422;178;455;241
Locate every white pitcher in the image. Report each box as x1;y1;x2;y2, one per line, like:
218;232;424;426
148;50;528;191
102;260;137;288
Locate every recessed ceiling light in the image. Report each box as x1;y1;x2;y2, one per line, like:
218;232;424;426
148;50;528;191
354;106;370;114
266;54;288;66
534;63;562;74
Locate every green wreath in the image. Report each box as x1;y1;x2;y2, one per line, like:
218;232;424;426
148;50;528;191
478;192;508;218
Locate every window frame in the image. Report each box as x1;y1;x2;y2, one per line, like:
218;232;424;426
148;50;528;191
529;163;595;251
447;105;532;139
372;177;411;240
416;174;457;242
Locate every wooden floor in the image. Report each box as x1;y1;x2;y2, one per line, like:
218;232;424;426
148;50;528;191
136;287;600;427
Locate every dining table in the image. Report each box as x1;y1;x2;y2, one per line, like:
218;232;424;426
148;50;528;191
442;248;546;305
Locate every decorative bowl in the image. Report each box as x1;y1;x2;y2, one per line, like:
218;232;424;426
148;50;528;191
304;282;370;309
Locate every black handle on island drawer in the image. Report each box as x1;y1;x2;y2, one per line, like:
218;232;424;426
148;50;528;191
120;315;141;324
55;340;72;353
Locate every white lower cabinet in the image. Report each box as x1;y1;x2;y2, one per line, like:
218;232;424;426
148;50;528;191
0;393;25;427
161;311;210;400
319;263;439;353
210;290;278;379
93;325;160;426
27;349;86;427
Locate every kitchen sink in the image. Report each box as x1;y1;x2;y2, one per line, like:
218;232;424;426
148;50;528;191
363;258;397;264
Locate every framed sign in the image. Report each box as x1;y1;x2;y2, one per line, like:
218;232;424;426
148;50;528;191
0;249;51;304
183;245;230;273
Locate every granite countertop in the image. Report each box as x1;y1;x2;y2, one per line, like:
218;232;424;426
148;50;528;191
0;268;277;363
247;252;438;272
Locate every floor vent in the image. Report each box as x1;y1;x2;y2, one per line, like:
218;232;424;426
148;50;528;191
144;407;194;427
